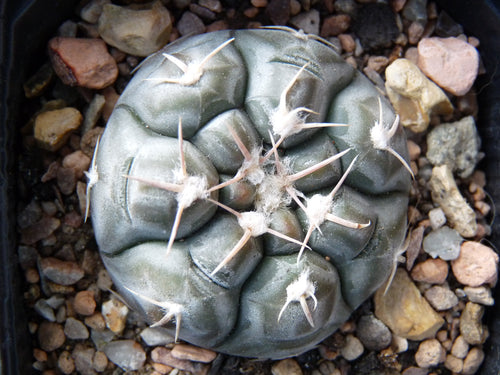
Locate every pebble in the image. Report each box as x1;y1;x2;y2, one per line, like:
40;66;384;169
422;226;463;261
426;116;481;178
414;338;446;368
23;63;54;98
57;167;76;195
101;298;129;333
435;11;464;37
452;241;499;287
151;347;210;374
366;55;389;73
402;367;428;375
74;290;97;316
320;14;351;37
34;107;82;151
271;358;303;375
39;257;85;286
408;21;425;45
385;58;453;133
34;299;57;322
417;37;479;96
140;326;175;346
356;314;392;351
62;151;91;180
411;258;448;284
84;313;106;331
190;4;216;21
91;328;115;351
64;317;90;340
96;269;113;291
171;344;217;363
82;94;106;134
80;0;110;24
93;351;108;372
402;0;428;25
338;33;356;53
464;286;494;305
103;340;146;371
460;302;488;345
429;165;477;238
199;0;222;12
177;11;206;36
428;207;446;229
444;354;463;373
72;344;95;374
340;334;364;361
251;0;268;7
462;347;485;374
451;335;469;358
48;37;118;89
391;335;408;354
374;268;444;340
290;9;320;35
58;350;75;374
406;225;424;270
423;285;459;311
98;2;172;57
352;3;399;50
38;321;66;352
266;0;291;26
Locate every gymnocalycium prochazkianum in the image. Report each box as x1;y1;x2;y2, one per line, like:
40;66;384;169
88;29;412;359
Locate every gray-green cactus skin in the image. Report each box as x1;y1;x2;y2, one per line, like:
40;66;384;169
89;29;411;359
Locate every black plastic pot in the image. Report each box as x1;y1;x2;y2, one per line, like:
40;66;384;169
1;1;499;374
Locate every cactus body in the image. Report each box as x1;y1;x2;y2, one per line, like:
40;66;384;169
90;29;411;359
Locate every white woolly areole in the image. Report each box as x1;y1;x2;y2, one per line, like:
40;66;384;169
177;175;208;207
271;108;305;139
286;269;316;302
255;174;291;213
370;120;390;150
241;148;265;185
238;211;268;237
305;194;332;227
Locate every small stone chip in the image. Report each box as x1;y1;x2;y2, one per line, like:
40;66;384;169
170;344;217;363
34;108;82;151
271;358;303;375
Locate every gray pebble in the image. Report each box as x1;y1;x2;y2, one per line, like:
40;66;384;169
426;116;481;179
177;11;205;36
91;328;115;351
428;207;446;229
340;334;364;361
423;226;463;260
103;340;146;371
38;257;85;286
72;344;95;375
290;9;321;35
424;285;459;311
464;286;494;306
65;317;90;340
34;299;56;322
356;314;392;351
140;326;175;346
402;0;428;25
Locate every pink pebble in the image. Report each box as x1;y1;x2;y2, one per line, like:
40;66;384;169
452;241;498;287
417;37;479;96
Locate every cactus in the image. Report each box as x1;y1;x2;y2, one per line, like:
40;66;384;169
88;29;411;359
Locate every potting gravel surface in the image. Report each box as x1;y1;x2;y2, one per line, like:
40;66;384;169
16;0;497;374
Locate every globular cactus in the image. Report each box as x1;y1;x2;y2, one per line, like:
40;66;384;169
88;28;411;359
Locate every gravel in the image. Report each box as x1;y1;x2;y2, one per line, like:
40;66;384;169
17;0;496;374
